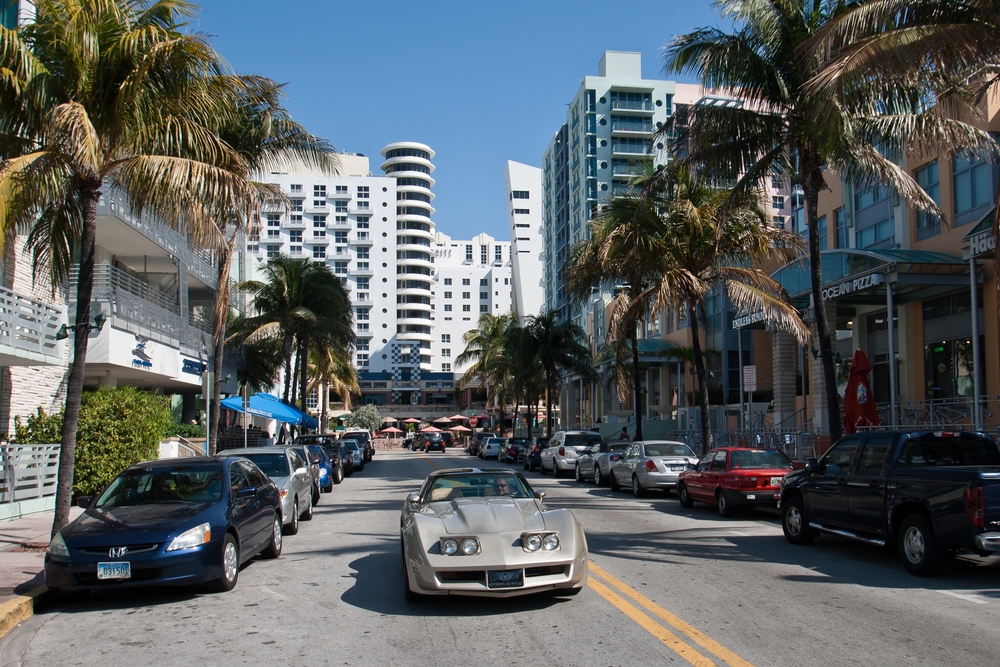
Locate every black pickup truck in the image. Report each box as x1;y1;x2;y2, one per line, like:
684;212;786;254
779;430;1000;576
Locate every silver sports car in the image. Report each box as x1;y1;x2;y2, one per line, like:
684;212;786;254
400;468;588;599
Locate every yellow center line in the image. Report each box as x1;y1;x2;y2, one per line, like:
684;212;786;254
589;562;755;667
588;576;718;667
415;452;443;470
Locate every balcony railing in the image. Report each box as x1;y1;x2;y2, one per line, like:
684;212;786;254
611;100;654;111
611;121;653;133
0;286;64;361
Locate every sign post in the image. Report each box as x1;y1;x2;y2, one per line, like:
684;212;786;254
743;365;757;444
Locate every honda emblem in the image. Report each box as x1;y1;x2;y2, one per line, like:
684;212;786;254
108;546;128;559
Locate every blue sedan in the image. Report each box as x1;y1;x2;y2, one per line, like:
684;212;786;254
45;456;282;594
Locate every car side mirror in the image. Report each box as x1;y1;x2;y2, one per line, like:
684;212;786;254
76;495;93;508
236;486;257;499
804;457;819;472
535;491;546;501
406;492;421;505
295;467;309;476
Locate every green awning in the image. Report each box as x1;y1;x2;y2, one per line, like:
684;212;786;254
594;338;682;365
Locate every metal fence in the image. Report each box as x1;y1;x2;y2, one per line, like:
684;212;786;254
0;444;60;504
874;395;1000;432
0;286;64;361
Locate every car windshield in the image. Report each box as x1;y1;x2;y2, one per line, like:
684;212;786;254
644;443;696;457
295;435;337;446
566;434;604;448
898;435;1000;467
426;474;531;500
238;453;290;477
306;445;329;463
95;465;224;507
345;442;360;452
729;449;794;470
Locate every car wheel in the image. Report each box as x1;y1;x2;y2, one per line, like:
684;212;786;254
678;483;694;508
898;513;944;576
553;463;563;478
301;495;314;521
575;464;585;483
284;500;300;535
716;490;734;518
209;533;239;592
401;538;425;602
322;484;333;493
609;470;621;492
261;514;283;559
333;466;343;484
594;466;603;486
357;462;365;472
632;475;645;498
781;496;816;545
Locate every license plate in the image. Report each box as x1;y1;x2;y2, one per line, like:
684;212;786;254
770;477;783;486
487;569;524;589
746;494;756;500
97;562;131;580
671;465;686;471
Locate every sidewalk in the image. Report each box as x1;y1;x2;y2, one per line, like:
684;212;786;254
0;507;81;605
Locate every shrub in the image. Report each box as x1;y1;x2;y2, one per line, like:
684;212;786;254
14;387;172;497
164;422;206;439
345;404;383;432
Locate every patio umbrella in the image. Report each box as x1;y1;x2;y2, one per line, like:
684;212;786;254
382;416;398;423
220;393;318;428
420;425;442;432
382;427;403;433
403;417;421;424
449;425;472;432
842;349;880;435
447;414;468;421
433;416;453;424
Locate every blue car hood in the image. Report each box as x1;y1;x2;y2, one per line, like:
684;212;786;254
64;503;214;545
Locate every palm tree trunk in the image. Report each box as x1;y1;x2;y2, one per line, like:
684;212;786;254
689;305;712;453
632;328;643;441
209;235;235;455
282;333;294;403
803;165;842;442
545;375;554;437
53;185;100;537
299;334;309;412
321;382;329;431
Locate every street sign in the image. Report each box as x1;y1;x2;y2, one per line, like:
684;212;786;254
743;365;757;393
469;417;478;427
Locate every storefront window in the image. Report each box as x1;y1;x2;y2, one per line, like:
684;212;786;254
924;338;981;400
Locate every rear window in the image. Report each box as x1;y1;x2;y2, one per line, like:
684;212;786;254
566;434;604;448
238;453;290;478
729;449;794;470
306;445;329;462
898;435;1000;467
644;443;695;458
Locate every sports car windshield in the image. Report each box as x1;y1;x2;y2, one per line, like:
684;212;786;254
95;466;224;507
426;474;531;500
644;444;695;457
238;453;290;477
730;449;794;470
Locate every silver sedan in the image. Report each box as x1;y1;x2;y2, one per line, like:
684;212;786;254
218;447;314;535
608;441;699;497
575;441;631;486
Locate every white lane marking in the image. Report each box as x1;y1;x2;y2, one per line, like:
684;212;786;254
937;590;988;604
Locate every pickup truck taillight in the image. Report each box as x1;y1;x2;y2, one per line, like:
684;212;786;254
965;485;985;528
645;460;657;472
558;447;565;456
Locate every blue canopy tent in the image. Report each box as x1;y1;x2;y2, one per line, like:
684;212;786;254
220;393;318;428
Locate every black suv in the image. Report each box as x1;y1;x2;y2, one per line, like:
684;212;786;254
424;432;452;452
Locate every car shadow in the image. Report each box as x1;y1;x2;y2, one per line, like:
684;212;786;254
340;550;573;616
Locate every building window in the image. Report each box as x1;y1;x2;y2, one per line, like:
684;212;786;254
357;354;369;367
444;304;452;312
289;245;302;255
357;247;369;259
335;215;347;223
333;262;348;274
357;217;370;228
836;208;848;248
465;245;473;262
915;160;941;239
443;291;452;298
266;214;280;227
854;184;893;248
511;190;529;200
266;229;280;238
441;334;451;343
356;261;368;270
462;292;470;299
772;195;785;210
441;363;451;372
335;185;348;194
356;308;370;320
480;304;488;312
462;278;470;286
953;151;994;224
290;214;302;223
444;278;452;286
513;208;529;215
334;231;348;243
495;246;503;262
462;304;471;312
357;186;369;199
335;202;348;213
441;348;450;357
314;185;326;198
291;200;303;212
818;215;828;251
504;278;509;285
480;245;487;264
480;292;488;300
290;184;302;193
313;215;327;226
289;231;302;243
356;278;370;289
772;215;785;229
312;247;326;259
356;339;369;351
480;278;488;286
266;245;280;258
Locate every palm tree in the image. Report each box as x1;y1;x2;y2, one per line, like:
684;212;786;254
523;312;595;437
663;0;992;442
206;79;338;449
0;0;253;535
308;344;358;432
456;313;517;418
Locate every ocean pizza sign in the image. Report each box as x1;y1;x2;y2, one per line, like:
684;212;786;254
821;271;883;301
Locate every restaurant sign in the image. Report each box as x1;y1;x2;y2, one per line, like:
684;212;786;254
821;271;883;301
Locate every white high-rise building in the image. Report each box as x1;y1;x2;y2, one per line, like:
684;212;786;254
504;161;545;321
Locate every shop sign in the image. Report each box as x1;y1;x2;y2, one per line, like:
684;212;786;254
964;230;995;259
182;359;206;376
732;311;766;329
821;271;883;301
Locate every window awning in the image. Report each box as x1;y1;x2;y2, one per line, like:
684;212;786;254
962;206;995;258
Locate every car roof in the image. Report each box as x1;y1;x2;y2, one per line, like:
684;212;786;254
637;440;691;446
126;456;226;469
218;447;292;455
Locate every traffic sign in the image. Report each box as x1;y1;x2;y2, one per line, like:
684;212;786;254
743;365;757;393
469;417;478;427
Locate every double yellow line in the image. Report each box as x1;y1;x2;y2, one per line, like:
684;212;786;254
588;562;754;667
415;452;444;470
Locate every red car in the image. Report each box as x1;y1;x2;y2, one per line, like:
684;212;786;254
677;447;795;517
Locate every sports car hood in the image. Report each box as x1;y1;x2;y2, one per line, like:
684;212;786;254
424;498;547;534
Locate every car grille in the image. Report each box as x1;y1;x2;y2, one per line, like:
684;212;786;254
525;565;567;578
436;570;486;583
78;543;160;556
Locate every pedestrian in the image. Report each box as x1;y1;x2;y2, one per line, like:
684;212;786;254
619;427;629;441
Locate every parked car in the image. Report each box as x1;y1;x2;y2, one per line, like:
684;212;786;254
344;428;375;461
408;433;426;451
575;440;632;486
294;435;345;485
469;432;497;457
520;436;550;472
304;444;337;491
45;457;282;594
501;437;531;464
337;442;355;477
479;437;505;460
607;441;699;495
424;432;453;452
288;444;322;506
677;447;795;516
539;431;606;477
343;440;365;471
217;447;314;534
400;468;587;599
780;430;1000;576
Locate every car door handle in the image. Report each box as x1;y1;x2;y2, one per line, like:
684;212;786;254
836;479;847;486
868;480;880;489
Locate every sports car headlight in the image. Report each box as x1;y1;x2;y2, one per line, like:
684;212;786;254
521;532;559;552
542;533;560;551
166;522;211;552
522;534;542;552
47;532;69;557
441;538;459;556
460;538;480;555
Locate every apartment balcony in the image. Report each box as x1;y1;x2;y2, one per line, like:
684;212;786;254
611;142;652;156
306;235;330;245
610;100;655;113
349;266;374;277
610;120;654;135
0;286;65;367
349;204;372;216
329;217;352;229
282;217;306;229
352;234;375;246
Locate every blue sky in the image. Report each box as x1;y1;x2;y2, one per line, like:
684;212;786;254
196;1;723;240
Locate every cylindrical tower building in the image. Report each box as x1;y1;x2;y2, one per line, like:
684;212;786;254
381;142;436;394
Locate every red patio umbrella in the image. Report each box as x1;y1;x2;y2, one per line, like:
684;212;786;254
449;425;472;432
403;417;421;423
842;349;880;434
447;414;468;421
420;425;442;433
382;427;403;433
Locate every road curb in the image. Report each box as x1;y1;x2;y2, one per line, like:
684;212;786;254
0;585;48;642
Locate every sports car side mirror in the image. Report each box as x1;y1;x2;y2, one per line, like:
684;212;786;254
406;492;421;505
535;491;546;501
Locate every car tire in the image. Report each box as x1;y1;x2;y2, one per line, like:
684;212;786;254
322;483;333;493
284;501;300;535
553;463;563;478
312;487;320;506
678;483;694;508
632;475;645;498
301;495;313;521
898;513;944;577
781;496;816;545
357;462;365;472
594;466;603;486
716;490;734;518
609;470;621;492
261;514;283;559
575;464;585;483
209;533;239;592
333;466;343;484
401;538;425;602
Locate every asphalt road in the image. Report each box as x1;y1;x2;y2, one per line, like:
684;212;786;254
2;449;999;667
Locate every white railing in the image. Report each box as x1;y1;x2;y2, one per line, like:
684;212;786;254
0;286;64;360
0;444;60;504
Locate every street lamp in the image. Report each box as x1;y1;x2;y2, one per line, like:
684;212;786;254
55;313;107;340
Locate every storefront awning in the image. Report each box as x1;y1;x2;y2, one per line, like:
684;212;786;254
962;206;995;259
594;339;683;367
